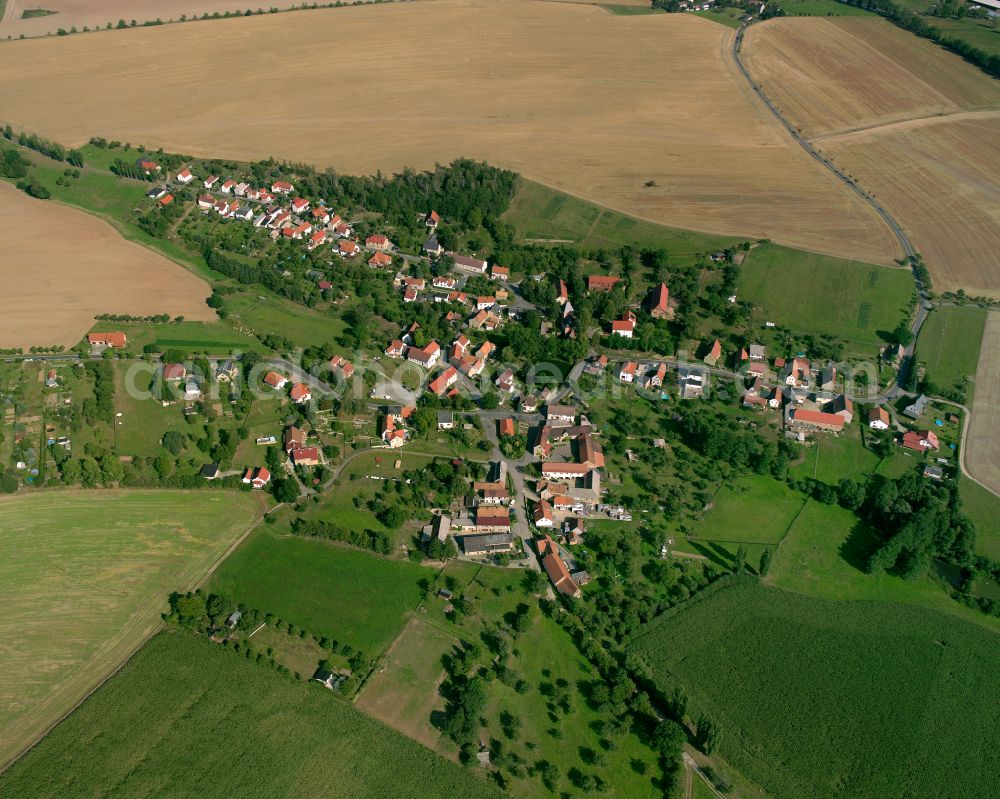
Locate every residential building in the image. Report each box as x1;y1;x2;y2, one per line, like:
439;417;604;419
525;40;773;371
533;500;555;528
437;411;455;430
450;253;488;274
866;406;888;429
407;341;442;369
703;339;722;366
619;361;638;383
428;366;459;396
263;372;288;390
284;426;306;453
901;430;940;452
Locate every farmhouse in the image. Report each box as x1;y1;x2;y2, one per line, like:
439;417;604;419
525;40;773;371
407;341;442;368
619;361;638;383
290;383;312;404
87;332;127;348
460;532;515;556
365;234;393;251
242;466;271;489
536;536;581;597
703;339;722;366
901;430;940;452
587;275;621;293
533;500;555;528
428;366;459;396
474;506;511;533
904;394;929;420
546;404;577;424
291;446;320;467
284;426;306;453
450;253;488;274
541;462;592;481
782;357;812;388
678;366;706;399
329;355;355;379
423;235;444;256
162;363;186;382
611;318;635;339
263;371;288;390
786;407;846;433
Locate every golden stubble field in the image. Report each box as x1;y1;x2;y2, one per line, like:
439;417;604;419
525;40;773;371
966;312;1000;497
744;17;1000;296
0;182;213;348
0;0;901;265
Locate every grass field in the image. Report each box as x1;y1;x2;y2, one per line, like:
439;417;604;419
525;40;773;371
0;630;505;799
916;305;987;397
225;290;346;350
770;499;1000;631
629;577;1000;799
0;179;212;349
208;528;434;655
744;18;1000;295
960;478;1000;560
0;0;901;265
688;474;805;563
355;617;456;753
0;489;262;768
503;179;741;256
97;318;262;354
737;243;913;353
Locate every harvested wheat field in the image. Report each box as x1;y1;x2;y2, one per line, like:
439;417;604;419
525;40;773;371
743;18;1000;139
966;312;1000;497
0;182;213;348
0;0;296;38
743;17;1000;294
821;115;1000;295
0;0;900;265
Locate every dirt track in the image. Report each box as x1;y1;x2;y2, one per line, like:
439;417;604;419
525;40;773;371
0;182;213;348
0;0;900;266
743;17;1000;296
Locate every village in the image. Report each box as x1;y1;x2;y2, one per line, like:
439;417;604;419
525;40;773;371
52;160;958;599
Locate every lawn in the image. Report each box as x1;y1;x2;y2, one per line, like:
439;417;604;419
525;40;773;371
960;477;1000;560
208;528;435;656
788;426;880;485
502;179;740;257
770;499;1000;631
0;489;262;768
737;244;914;355
629;577;1000;799
915;305;987;399
0;631;505;799
688;474;805;562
